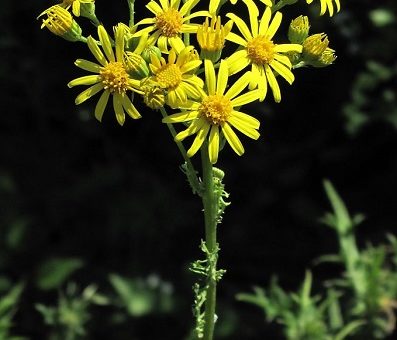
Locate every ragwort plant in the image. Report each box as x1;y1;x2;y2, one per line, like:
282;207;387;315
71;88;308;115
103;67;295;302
37;0;340;338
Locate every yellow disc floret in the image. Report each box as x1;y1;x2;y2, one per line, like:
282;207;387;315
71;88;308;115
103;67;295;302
155;9;183;37
100;62;129;94
155;64;183;89
200;95;232;125
246;36;275;65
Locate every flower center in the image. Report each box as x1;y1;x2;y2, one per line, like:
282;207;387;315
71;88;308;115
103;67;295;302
155;9;183;37
155;64;182;89
246;35;275;65
199;95;232;125
100;61;129;94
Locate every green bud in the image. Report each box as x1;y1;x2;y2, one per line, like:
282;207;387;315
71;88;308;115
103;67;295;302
80;3;99;25
311;48;337;67
288;16;310;44
141;46;162;64
124;52;150;79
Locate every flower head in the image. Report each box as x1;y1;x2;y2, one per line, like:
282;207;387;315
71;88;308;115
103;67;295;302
226;4;302;102
197;16;233;62
306;0;340;16
148;46;204;108
38;5;82;42
163;60;261;164
133;0;210;53
67;25;142;125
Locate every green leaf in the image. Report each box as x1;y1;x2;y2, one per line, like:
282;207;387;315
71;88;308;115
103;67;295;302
36;257;84;290
334;320;366;340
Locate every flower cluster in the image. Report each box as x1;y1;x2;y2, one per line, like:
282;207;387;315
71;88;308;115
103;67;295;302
38;0;340;164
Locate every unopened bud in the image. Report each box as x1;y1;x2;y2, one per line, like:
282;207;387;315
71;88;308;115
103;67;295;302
311;48;337;67
38;5;83;42
302;33;329;62
288;16;310;44
124;52;149;79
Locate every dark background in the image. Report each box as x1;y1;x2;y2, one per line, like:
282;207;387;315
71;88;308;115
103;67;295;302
1;0;397;339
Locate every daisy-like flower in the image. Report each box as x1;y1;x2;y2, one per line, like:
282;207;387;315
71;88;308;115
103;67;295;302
306;0;340;16
149;46;204;108
226;4;302;102
163;60;261;164
59;0;95;17
133;0;210;53
209;0;272;15
67;25;142;126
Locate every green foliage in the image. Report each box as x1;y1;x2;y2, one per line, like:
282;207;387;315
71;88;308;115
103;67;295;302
36;283;108;340
0;283;26;340
237;273;363;340
239;180;397;339
109;273;174;317
36;257;84;291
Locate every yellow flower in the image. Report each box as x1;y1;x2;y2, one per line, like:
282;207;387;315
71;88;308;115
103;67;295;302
68;25;142;126
209;0;272;15
162;60;261;164
38;5;83;42
60;0;95;17
226;4;302;102
132;0;210;53
149;46;204;108
306;0;340;16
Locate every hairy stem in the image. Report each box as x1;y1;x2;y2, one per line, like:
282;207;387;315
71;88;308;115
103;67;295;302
201;145;218;340
127;0;135;28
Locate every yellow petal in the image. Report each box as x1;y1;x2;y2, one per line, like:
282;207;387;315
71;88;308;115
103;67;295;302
87;36;107;66
187;123;210;158
122;94;141;119
74;59;102;73
266;11;282;40
231;110;260;129
95;90;110;121
225;71;251;99
98;25;115;63
264;64;281;103
113;93;125;125
270;60;294;84
216;60;229;95
228;116;260;140
162;110;200;123
75;83;104;105
231;89;260;106
68;75;102;88
208;125;220;164
204;59;216;96
226;13;253;41
222;122;244;156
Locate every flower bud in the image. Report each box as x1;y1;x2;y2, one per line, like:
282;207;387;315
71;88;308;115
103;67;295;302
38;5;83;42
141;79;166;110
302;33;329;62
311;48;337;67
197;16;233;62
141;46;162;64
124;52;150;79
288;16;310;44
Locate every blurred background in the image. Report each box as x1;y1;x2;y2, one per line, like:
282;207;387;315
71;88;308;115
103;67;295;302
1;0;397;339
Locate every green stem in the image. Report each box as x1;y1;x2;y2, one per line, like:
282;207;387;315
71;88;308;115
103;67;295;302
159;107;201;193
201;145;218;340
127;0;135;28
